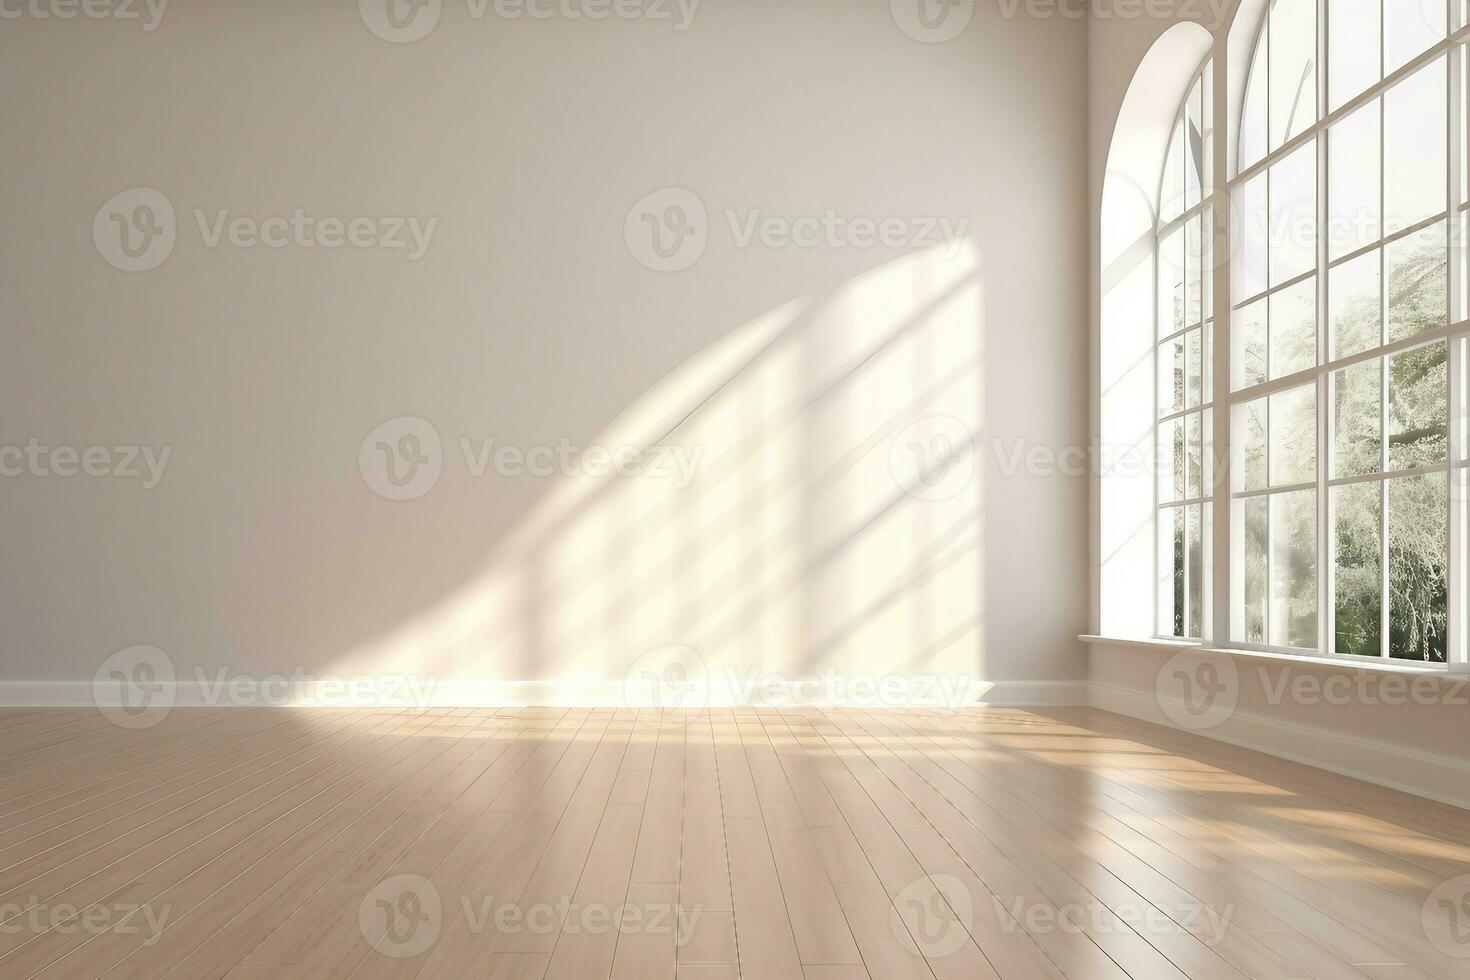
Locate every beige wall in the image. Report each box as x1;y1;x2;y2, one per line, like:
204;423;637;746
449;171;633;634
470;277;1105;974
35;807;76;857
0;0;1088;697
1089;638;1470;807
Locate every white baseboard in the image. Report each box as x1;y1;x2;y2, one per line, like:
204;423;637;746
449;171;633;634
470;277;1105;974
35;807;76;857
0;678;1089;710
1089;680;1470;812
11;670;1468;808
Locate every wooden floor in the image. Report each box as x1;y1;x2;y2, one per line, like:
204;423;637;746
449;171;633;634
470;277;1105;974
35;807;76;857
1;706;1468;980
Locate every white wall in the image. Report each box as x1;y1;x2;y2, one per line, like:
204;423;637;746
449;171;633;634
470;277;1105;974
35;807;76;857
0;0;1089;702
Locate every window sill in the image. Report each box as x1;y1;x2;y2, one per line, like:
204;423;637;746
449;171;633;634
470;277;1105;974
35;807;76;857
1079;634;1470;682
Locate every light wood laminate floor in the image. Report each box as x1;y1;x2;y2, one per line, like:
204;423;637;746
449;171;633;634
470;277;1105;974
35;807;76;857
0;705;1467;979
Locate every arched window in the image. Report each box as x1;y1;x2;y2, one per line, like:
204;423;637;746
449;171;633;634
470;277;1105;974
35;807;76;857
1227;0;1462;661
1157;58;1215;640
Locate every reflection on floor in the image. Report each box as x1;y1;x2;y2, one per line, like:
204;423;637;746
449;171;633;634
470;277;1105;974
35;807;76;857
1;705;1467;979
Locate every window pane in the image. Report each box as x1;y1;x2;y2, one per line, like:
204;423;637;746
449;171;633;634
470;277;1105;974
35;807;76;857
1387;340;1449;469
1333;480;1382;656
1271;488;1318;649
1333;359;1382;478
1388;472;1448;661
1186;78;1204;212
1385;57;1447;235
1186;215;1203;327
1462;337;1470;466
1160;225;1185;338
1202;208;1214;315
1161;333;1185;417
1329;0;1381;110
1237;397;1269;491
1387;220;1448;342
1458;210;1470;323
1271;141;1318;286
1162;119;1185;223
1233;299;1267;389
1160;417;1185;501
1270;276;1317;378
1270;383;1317;486
1236;174;1269;299
1187;503;1205;638
1328;100;1380;260
1386;0;1446;75
1330;249;1382;358
1187;327;1203;408
1270;0;1318;150
1240;25;1269;169
1201;63;1215;195
1187;412;1203;498
1160;506;1185;636
1244;497;1268;643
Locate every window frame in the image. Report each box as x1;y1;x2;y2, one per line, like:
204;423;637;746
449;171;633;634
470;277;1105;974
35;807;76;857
1154;55;1216;643
1212;0;1470;667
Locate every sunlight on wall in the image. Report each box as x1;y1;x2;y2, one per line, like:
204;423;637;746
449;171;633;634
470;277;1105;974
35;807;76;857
335;244;983;703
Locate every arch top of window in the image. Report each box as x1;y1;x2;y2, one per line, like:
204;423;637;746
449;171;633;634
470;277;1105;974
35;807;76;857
1157;56;1213;228
1100;21;1213;277
1232;0;1458;178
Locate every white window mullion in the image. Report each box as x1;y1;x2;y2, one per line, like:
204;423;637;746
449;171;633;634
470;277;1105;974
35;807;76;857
1265;393;1275;645
1449;34;1469;671
1378;4;1389;660
1380;357;1390;659
1316;0;1330;656
1213;48;1233;645
1154;273;1163;637
1380;478;1390;659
